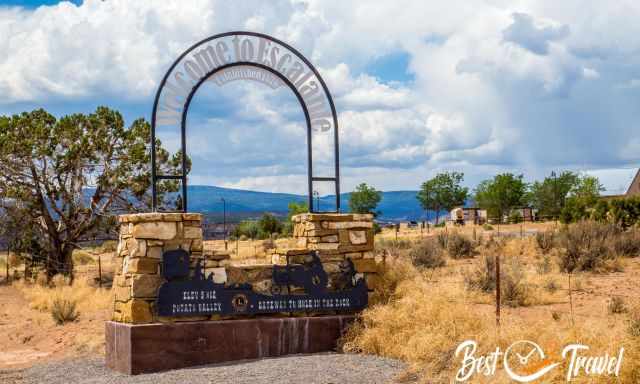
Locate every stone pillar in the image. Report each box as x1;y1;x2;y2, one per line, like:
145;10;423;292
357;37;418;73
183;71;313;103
112;213;203;324
271;213;381;293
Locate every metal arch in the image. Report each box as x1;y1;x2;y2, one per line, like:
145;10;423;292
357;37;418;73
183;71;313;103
150;31;341;213
181;62;315;212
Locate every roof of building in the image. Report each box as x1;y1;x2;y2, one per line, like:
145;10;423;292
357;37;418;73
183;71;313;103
626;168;640;196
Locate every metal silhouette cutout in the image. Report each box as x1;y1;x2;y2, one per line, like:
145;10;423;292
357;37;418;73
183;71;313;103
156;249;368;317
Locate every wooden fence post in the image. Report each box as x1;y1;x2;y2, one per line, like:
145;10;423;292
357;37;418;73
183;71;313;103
98;254;102;289
5;248;9;284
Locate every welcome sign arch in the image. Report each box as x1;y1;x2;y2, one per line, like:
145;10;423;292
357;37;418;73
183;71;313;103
150;31;340;213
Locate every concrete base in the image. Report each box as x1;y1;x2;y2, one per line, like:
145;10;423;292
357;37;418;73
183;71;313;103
105;315;355;375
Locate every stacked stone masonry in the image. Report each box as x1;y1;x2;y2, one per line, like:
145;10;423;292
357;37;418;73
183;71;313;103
270;213;380;294
112;212;380;324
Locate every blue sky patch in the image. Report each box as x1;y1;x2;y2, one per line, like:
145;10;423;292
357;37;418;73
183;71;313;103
364;51;414;84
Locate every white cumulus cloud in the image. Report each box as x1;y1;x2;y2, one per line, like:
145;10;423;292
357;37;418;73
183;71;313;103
0;0;639;194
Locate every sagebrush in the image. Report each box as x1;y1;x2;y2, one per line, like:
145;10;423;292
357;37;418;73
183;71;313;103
409;239;446;269
51;298;79;325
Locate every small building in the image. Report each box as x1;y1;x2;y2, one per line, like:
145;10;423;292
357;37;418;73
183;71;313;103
511;207;537;222
626;169;640;197
449;207;487;225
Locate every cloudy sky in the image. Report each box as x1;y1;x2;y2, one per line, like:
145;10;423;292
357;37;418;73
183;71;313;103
1;0;639;196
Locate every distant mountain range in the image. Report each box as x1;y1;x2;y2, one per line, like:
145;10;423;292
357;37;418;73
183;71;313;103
185;185;431;222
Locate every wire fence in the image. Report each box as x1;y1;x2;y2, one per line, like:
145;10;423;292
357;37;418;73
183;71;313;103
415;272;636;327
0;245;117;288
441;271;633;332
377;220;640;336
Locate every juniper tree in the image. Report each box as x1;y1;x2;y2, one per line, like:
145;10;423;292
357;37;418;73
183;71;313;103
417;172;468;224
0;107;185;278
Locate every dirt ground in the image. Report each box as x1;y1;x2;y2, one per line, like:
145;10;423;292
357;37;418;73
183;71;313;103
0;283;109;370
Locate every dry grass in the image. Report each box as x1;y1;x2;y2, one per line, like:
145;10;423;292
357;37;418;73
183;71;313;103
16;275;112;318
72;249;95;265
367;257;419;305
344;259;640;383
343;274;494;381
344;225;640;383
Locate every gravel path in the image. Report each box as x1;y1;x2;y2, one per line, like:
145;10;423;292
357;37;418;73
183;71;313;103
2;353;405;384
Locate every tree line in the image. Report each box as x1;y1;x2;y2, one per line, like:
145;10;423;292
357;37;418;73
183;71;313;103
231;183;383;240
415;171;606;223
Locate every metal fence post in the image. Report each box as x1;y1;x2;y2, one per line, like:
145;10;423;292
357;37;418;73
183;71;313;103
568;273;575;327
496;252;501;327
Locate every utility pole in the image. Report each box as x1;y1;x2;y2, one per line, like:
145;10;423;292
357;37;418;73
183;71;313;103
313;190;320;212
552;171;558;224
221;198;227;250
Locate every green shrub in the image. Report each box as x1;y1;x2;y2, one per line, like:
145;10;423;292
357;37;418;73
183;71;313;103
465;247;530;307
232;220;260;239
51;298;79;325
436;232;448;249
589;197;640;228
258;213;283;236
501;258;531;307
72;250;94;265
608;197;640;228
612;229;640;258
535;230;555;254
508;211;522;224
409;239;446;269
446;233;474;259
544;278;559;293
99;240;117;252
535;254;553;274
629;308;640;337
608;296;627;314
483;223;494;231
464;254;496;293
557;221;619;272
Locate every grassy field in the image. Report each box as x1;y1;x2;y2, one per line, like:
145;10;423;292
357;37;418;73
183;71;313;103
1;221;639;383
343;222;640;383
